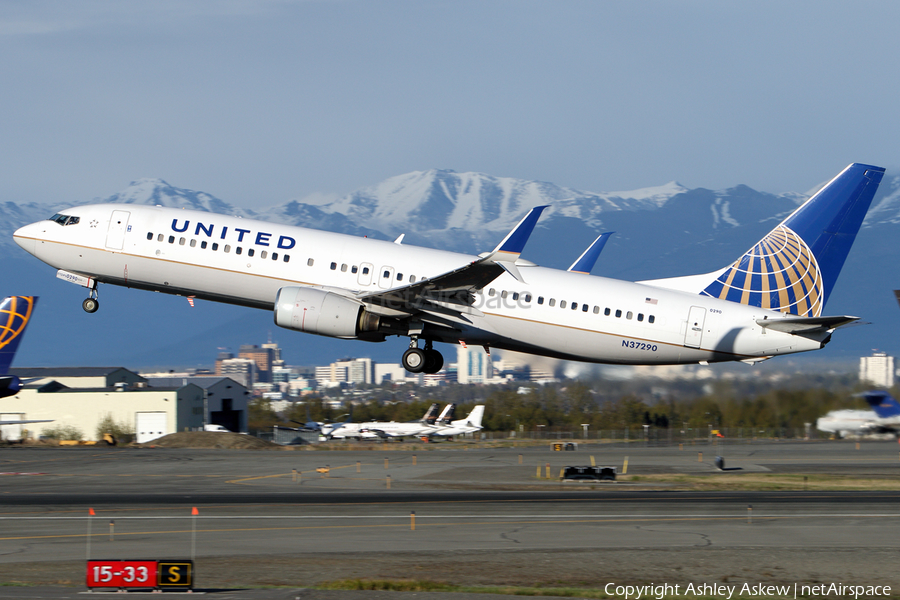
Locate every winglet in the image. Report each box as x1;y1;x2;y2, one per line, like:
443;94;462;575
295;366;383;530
490;205;548;257
0;296;37;375
568;232;614;274
485;206;548;282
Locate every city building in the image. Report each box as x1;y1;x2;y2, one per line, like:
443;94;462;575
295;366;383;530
860;351;895;388
457;346;493;384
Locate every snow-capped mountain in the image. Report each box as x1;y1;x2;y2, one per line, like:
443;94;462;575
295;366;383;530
266;169;689;236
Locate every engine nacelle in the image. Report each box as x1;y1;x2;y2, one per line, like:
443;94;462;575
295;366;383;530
274;286;381;339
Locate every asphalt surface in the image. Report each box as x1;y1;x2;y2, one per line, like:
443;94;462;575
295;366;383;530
1;440;899;599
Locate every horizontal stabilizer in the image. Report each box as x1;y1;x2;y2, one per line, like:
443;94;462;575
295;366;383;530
756;314;858;334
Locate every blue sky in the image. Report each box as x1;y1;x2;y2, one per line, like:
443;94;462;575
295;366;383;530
2;0;898;208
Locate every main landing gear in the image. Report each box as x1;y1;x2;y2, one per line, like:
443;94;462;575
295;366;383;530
82;286;99;313
402;339;444;374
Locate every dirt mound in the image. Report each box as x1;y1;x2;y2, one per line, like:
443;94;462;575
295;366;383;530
140;431;280;450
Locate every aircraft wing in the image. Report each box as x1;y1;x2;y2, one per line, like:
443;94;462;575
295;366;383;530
357;206;547;320
756;315;859;335
0;419;53;425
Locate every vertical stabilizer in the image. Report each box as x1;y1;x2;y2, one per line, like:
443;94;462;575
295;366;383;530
0;296;37;374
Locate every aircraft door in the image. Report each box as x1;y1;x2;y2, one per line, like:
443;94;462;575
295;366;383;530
105;210;131;250
378;266;395;289
684;306;706;348
357;262;374;286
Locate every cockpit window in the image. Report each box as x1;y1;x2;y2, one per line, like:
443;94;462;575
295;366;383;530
50;213;80;226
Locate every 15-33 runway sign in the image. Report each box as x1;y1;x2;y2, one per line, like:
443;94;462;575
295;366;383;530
86;560;193;589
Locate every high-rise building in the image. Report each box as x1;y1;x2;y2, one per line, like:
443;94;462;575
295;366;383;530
239;344;276;383
456;346;492;384
860;352;895;388
216;357;256;387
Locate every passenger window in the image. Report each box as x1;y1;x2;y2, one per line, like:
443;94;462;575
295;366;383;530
637;313;644;322
571;303;578;311
307;258;314;266
537;297;544;305
168;236;175;243
501;291;508;299
272;253;278;260
605;308;611;316
383;270;390;279
248;249;255;257
284;255;290;263
236;247;242;255
512;292;519;301
352;266;358;274
190;239;197;248
179;238;185;245
212;243;219;251
157;234;164;242
560;301;567;309
397;273;403;281
489;289;496;296
549;299;556;307
146;232;153;240
626;311;633;319
582;304;589;312
341;264;347;272
224;245;231;253
330;262;337;270
409;275;416;283
362;266;370;275
648;315;655;324
615;309;622;318
593;306;599;314
524;294;532;302
260;250;266;258
201;241;208;249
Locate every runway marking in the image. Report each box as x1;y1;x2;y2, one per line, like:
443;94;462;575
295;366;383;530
1;513;895;541
226;463;369;484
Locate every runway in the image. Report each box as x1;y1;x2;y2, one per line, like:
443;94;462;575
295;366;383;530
0;441;898;597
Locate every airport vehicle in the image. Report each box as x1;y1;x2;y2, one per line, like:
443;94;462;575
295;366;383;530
12;164;884;371
816;391;900;438
203;424;231;432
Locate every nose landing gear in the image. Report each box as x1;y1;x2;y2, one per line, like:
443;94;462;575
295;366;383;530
82;286;99;313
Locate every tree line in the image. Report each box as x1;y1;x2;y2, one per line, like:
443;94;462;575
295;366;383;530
248;374;889;435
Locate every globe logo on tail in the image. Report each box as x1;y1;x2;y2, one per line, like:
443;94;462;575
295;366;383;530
701;225;823;317
0;296;36;351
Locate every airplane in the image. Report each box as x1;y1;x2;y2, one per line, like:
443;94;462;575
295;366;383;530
340;403;446;440
0;296;37;400
424;405;484;439
816;391;900;438
0;295;53;429
11;163;885;372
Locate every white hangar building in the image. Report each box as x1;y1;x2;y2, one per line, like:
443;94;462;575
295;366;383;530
1;368;249;443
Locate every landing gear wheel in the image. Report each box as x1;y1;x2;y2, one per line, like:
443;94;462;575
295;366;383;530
402;348;426;373
82;298;99;313
424;349;444;374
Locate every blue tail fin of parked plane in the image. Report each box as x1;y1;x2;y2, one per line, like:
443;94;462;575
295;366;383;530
0;296;38;374
862;391;900;419
700;163;885;316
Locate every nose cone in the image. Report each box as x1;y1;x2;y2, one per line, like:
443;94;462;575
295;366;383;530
13;222;40;256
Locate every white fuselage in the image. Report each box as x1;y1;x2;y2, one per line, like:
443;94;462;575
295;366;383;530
13;204;828;365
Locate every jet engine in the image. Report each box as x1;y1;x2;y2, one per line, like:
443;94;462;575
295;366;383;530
274;286;382;340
